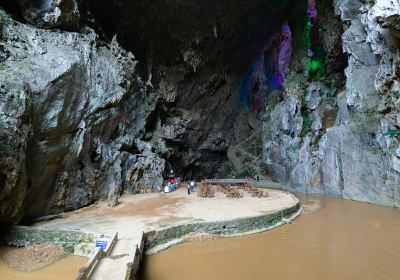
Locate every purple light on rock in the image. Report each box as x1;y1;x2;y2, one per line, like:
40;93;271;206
278;22;292;85
308;0;317;20
239;22;293;118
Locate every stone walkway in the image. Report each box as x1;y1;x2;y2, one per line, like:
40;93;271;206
34;187;299;280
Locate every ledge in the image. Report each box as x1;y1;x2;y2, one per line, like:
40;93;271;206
144;202;301;255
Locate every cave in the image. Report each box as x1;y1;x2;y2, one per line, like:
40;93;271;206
2;0;400;279
0;0;399;226
0;0;354;223
83;0;340;180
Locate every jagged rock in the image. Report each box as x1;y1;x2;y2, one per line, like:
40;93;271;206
3;0;400;224
290;136;321;191
342;18;378;66
321;124;399;206
263;94;303;182
377;100;392;113
123;153;165;193
342;16;380;109
305;83;325;110
342;17;380;110
369;0;400;30
336;91;351;125
0;19;162;223
262;0;400;208
334;0;363;21
107;186;119;208
18;0;80;31
267;96;303;138
311;116;323;131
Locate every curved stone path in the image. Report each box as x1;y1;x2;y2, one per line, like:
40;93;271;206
34;187;300;280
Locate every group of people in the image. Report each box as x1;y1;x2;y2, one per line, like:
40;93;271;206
167;177;177;185
164;175;195;194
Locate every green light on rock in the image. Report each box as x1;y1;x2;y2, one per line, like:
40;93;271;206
310;60;322;72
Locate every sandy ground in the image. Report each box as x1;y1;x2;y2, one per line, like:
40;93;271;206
34;186;298;280
35;187;297;237
1;244;67;272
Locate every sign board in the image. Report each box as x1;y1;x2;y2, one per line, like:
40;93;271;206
95;240;108;251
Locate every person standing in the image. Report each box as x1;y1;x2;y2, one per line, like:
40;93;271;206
190;180;195;192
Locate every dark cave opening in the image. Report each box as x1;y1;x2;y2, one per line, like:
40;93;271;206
0;1;25;22
3;0;342;183
0;0;355;227
85;0;314;180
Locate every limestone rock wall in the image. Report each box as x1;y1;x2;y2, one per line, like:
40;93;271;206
0;18;164;223
0;0;292;224
2;0;400;225
18;0;80;31
263;0;400;207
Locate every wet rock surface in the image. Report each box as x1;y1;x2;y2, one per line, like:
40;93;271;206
0;0;294;224
18;0;80;31
1;0;400;224
263;0;400;207
0;19;164;223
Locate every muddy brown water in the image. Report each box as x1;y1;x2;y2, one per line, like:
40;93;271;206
0;249;87;280
139;194;400;280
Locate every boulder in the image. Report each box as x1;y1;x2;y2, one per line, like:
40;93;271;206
107;186;119;208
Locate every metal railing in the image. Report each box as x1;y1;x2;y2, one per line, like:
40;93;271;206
202;179;248;184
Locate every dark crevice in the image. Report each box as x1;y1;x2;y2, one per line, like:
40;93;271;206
0;1;25;22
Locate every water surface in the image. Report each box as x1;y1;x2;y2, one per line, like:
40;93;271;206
139;194;400;280
0;248;87;280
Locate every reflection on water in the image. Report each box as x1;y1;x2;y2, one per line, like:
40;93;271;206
0;249;87;280
139;194;400;280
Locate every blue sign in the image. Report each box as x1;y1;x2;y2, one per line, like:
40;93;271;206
95;240;108;251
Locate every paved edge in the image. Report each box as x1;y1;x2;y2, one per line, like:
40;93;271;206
0;192;301;280
125;199;301;280
145;202;301;255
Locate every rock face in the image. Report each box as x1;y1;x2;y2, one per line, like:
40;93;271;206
0;0;294;224
18;0;80;31
263;0;400;207
2;0;400;224
87;0;294;179
0;18;165;223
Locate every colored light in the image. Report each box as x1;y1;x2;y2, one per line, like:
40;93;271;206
238;22;292;117
304;0;325;81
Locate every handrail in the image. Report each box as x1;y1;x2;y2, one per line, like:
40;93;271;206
203;179;248;184
125;232;145;280
75;232;118;280
105;232;118;256
76;248;103;280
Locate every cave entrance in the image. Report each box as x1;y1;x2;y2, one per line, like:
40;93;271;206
87;0;309;181
163;161;175;178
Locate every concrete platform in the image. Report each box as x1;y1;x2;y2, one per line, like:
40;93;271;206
34;187;300;280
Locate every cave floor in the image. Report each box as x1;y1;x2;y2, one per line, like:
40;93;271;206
33;187;299;280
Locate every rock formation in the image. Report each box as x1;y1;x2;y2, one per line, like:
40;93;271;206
263;0;400;207
18;0;80;31
1;0;400;224
0;14;164;223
